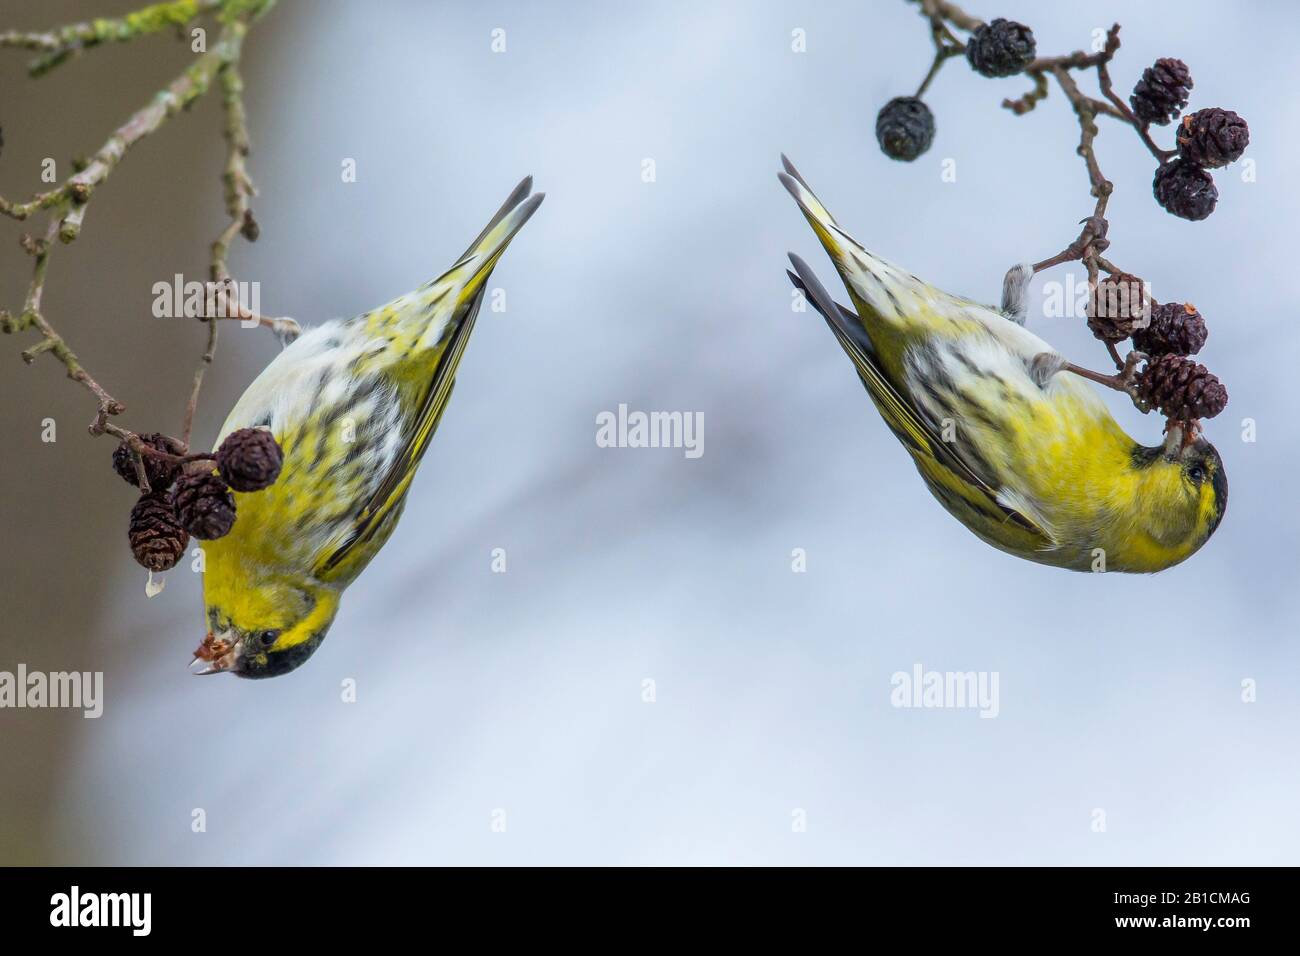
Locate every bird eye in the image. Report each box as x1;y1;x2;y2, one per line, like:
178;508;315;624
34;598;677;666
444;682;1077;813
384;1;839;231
1188;465;1204;482
258;629;281;648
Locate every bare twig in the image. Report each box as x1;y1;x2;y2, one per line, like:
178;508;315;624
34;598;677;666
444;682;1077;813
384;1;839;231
184;27;247;448
914;11;966;97
910;6;1172;372
908;4;1201;390
910;1;968;97
0;217;129;431
1002;71;1048;115
1;0;278;460
181;31;299;447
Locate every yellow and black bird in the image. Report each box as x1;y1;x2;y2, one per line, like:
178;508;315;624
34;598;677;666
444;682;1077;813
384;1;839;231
780;155;1225;572
195;178;543;676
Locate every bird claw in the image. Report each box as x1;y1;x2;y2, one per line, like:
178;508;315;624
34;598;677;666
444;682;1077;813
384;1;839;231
1067;216;1110;258
1076;215;1109;243
1119;349;1146;384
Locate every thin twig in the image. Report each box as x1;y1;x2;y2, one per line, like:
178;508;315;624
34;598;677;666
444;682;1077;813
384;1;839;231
1;0;278;461
184;24;250;448
910;4;1188;384
914;6;966;98
917;13;1145;314
1002;71;1048;115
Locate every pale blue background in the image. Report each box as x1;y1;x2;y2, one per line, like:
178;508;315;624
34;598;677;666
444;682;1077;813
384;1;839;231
2;0;1297;864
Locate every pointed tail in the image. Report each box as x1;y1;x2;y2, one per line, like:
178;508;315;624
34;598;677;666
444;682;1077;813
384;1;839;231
778;154;936;327
409;177;544;350
441;176;545;300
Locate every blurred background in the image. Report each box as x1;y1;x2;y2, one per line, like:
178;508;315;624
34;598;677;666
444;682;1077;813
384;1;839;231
1;0;1297;865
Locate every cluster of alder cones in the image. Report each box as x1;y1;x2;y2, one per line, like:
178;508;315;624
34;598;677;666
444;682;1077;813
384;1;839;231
1086;276;1227;423
117;427;283;572
876;15;1251;220
872;13;1245;428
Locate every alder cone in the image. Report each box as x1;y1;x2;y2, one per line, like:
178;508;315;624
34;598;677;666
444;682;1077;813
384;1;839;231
215;427;283;492
128;491;189;571
171;472;236;540
1132;302;1208;357
112;432;186;488
1130;58;1192;125
1087;272;1149;342
876;96;935;161
1153;159;1218;221
1137;354;1228;421
1176;108;1249;169
965;18;1036;77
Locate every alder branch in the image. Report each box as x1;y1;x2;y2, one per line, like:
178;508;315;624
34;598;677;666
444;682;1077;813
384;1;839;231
908;6;1136;294
904;1;1241;428
0;0;282;466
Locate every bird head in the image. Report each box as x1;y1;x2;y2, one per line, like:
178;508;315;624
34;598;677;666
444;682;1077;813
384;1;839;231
1129;427;1227;562
194;578;340;679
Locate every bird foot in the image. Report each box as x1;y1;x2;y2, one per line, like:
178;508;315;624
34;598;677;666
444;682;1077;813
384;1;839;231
1001;262;1034;325
1060;350;1152;413
1030;216;1111;273
1029;352;1068;388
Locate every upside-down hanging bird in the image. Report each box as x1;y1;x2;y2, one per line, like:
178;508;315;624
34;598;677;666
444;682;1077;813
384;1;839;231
194;178;543;676
779;156;1224;572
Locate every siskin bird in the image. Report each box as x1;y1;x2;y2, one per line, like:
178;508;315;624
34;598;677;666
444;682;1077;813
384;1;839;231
779;156;1225;573
194;178;543;677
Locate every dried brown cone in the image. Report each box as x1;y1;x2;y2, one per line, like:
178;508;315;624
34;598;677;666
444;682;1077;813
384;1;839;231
1130;58;1192;126
1132;302;1208;357
128;490;189;572
1153;158;1218;221
171;471;237;540
216;427;283;492
1087;272;1150;342
1176;108;1250;169
112;432;187;489
1137;354;1228;421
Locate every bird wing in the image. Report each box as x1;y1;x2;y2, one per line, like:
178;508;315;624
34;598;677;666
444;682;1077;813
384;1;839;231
314;181;544;579
314;290;480;579
787;255;1051;543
